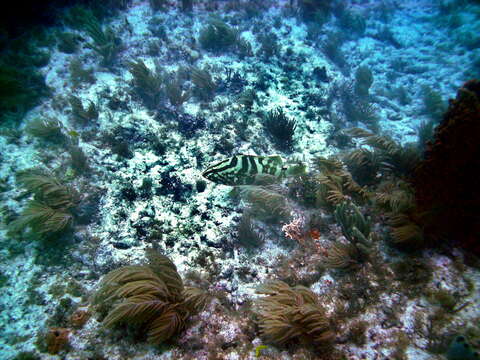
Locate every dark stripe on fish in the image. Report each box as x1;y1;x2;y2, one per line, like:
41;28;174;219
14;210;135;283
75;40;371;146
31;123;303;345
240;156;249;176
202;155;287;186
249;156;258;175
202;158;230;177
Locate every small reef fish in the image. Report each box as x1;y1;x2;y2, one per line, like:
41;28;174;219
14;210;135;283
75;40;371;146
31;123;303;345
202;154;305;186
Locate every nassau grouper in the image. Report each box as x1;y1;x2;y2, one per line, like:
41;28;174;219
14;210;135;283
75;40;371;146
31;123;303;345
202;154;306;186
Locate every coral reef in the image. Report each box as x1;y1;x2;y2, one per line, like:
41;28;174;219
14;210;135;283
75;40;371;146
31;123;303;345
0;1;479;359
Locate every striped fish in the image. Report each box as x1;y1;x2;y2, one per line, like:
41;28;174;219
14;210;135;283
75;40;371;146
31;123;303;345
202;155;303;186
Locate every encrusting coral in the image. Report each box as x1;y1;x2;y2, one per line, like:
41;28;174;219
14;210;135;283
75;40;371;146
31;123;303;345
45;327;70;355
92;251;210;344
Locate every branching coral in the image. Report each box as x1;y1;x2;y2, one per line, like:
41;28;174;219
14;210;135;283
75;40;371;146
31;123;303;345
388;213;424;247
254;280;334;346
338;9;367;36
190;66;216;101
236;37;254;59
10;201;73;235
334;201;372;245
237;88;257;112
322;32;348;74
421;85;447;121
339;82;378;130
10;169;80;236
375;180;415;214
346;127;420;179
263;108;297;152
25;118;66;145
129;60;163;109
354;65;374;98
257;32;280;59
82;11;121;66
313;156;370;209
417;119;437;154
165;77;190;108
69;96;98;126
330;201;374;266
56;32;80;54
344;148;383;186
16;170;79;209
68;145;90;174
343;128;425;249
69;58;95;88
93;252;209;344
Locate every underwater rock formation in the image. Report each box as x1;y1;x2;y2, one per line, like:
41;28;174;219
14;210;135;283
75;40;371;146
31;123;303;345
413;79;480;255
